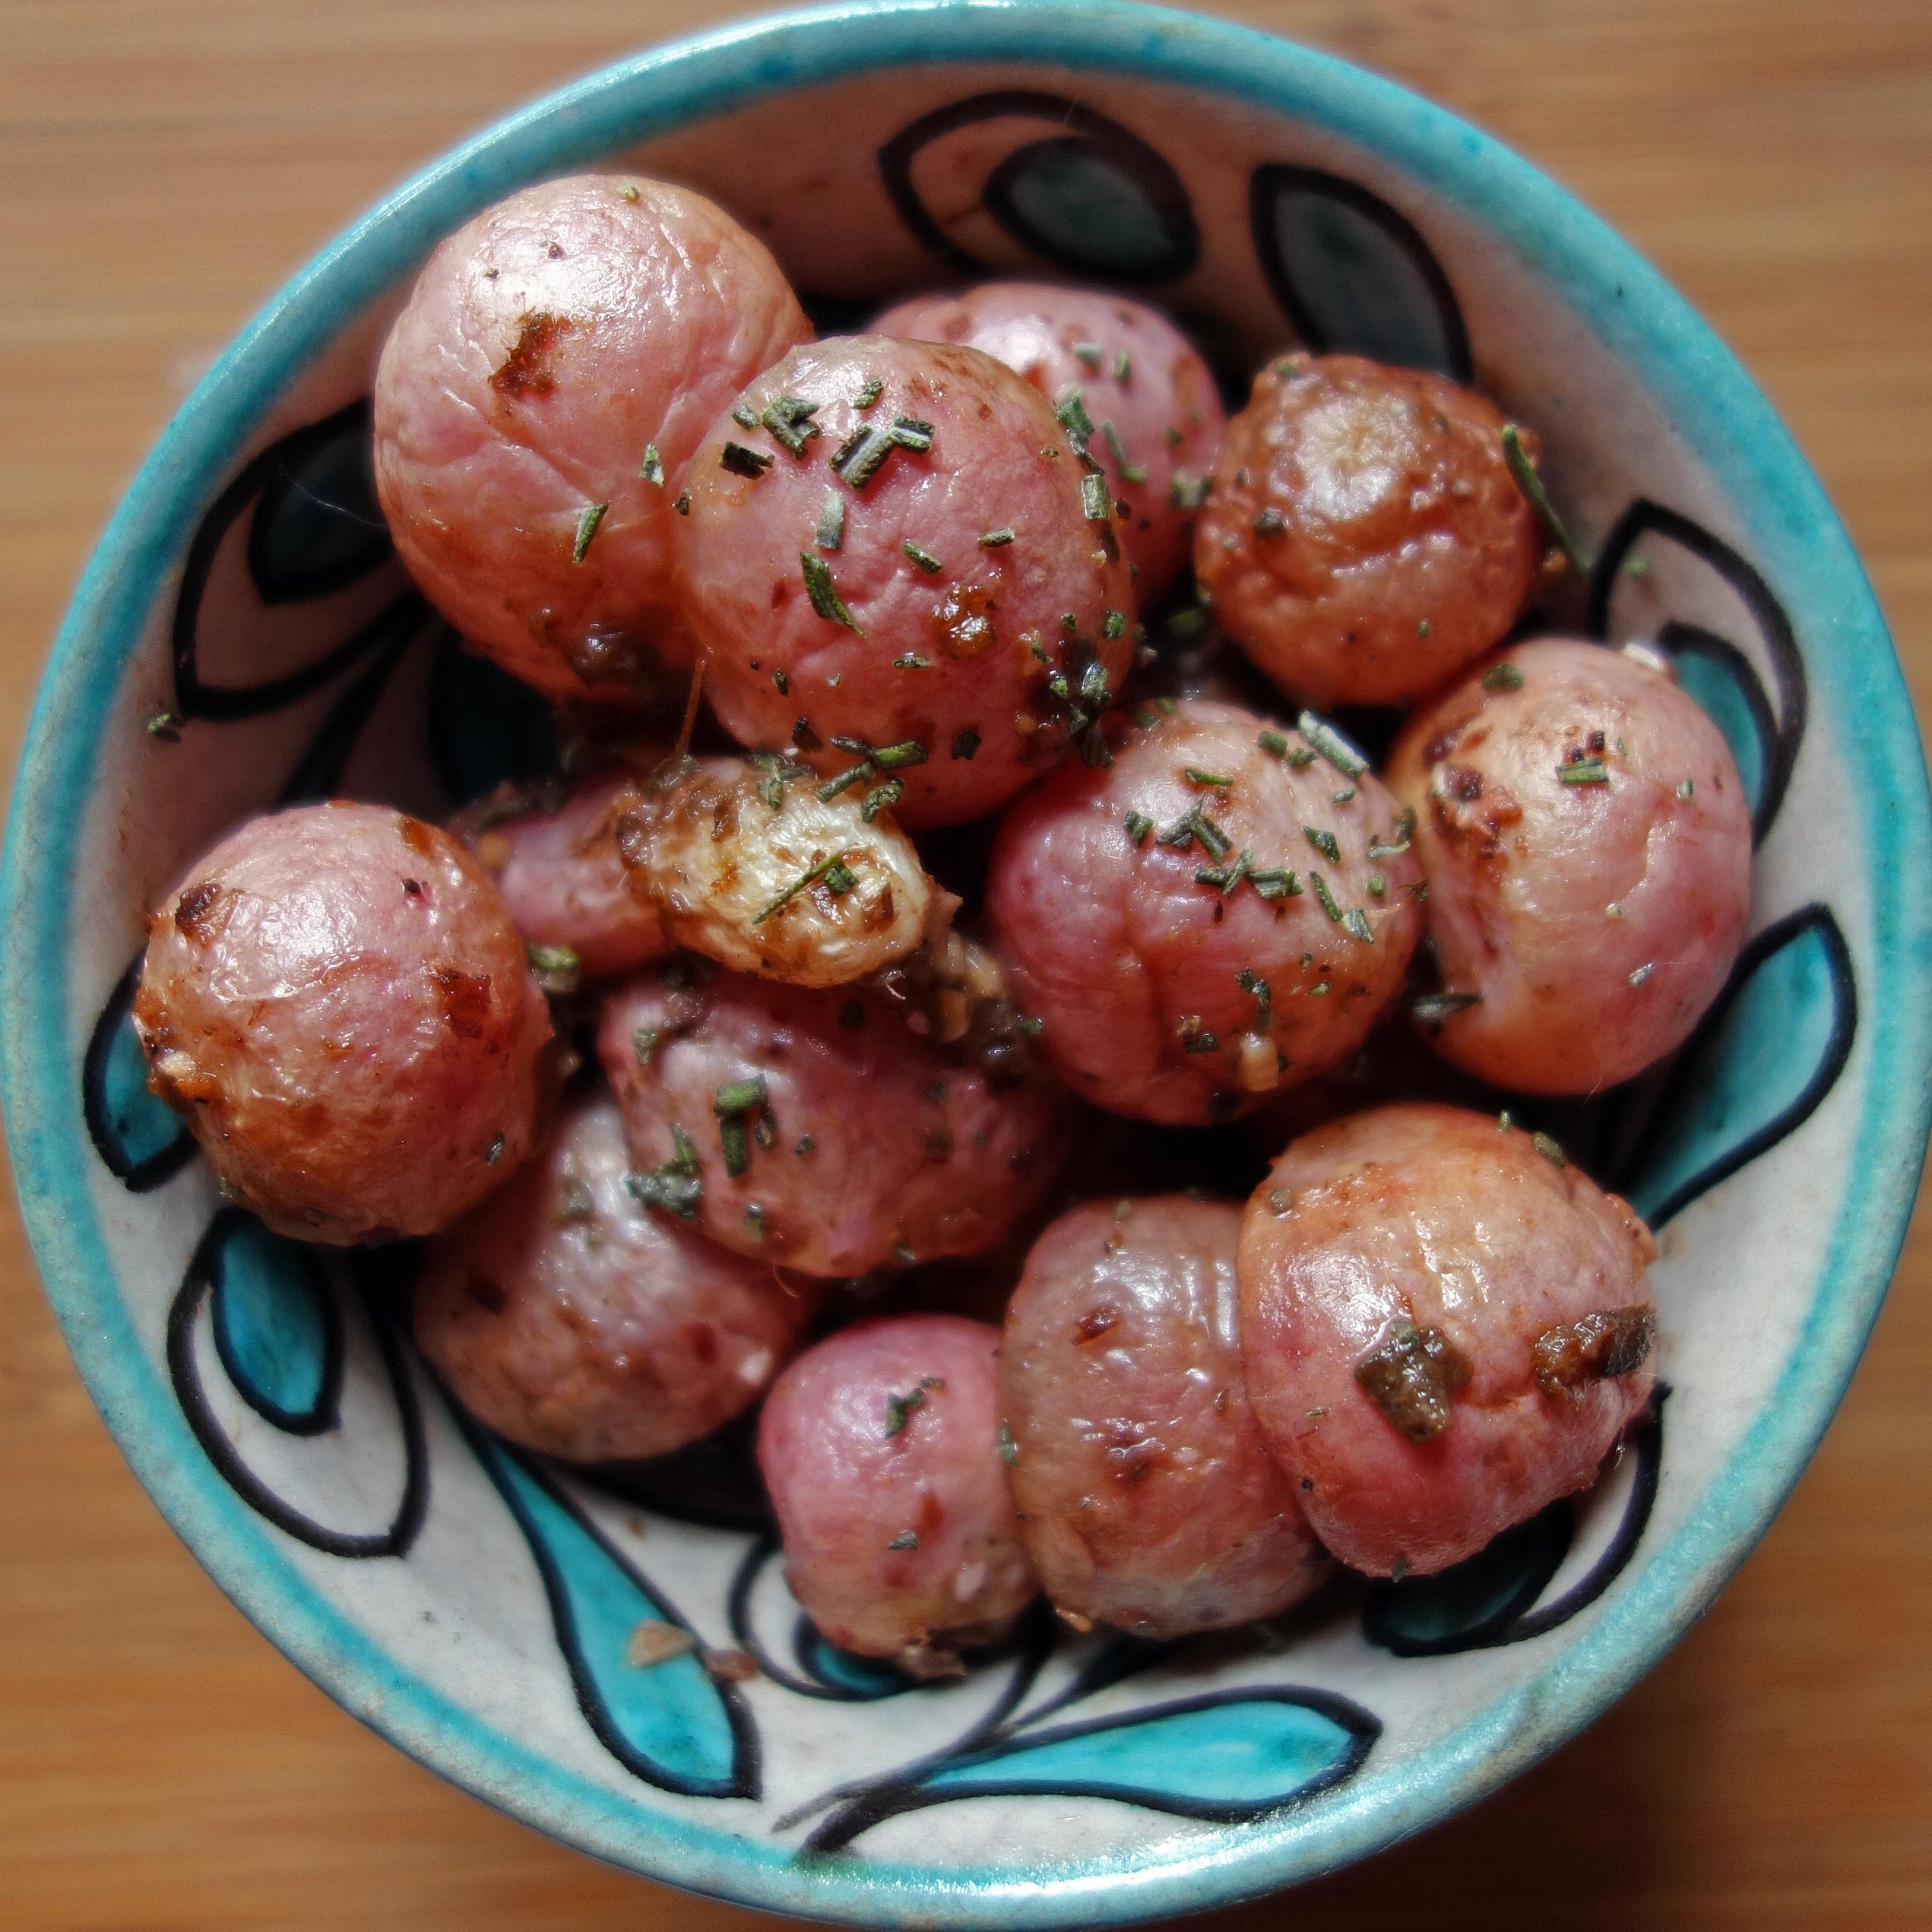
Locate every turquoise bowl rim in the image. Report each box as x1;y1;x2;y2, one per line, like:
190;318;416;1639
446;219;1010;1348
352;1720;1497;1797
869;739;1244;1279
5;2;1928;1922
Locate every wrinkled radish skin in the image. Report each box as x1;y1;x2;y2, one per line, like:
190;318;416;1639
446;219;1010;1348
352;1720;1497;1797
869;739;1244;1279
673;335;1136;826
415;1089;816;1462
758;1316;1038;1672
1237;1102;1658;1577
1002;1196;1327;1638
597;965;1066;1278
1196;354;1544;708
872;283;1226;605
986;698;1423;1123
134;803;553;1243
374;174;811;703
1386;637;1753;1093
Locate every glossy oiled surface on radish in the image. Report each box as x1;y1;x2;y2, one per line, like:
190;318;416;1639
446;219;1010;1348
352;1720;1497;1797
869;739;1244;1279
871;283;1225;606
673;334;1136;826
133;803;553;1243
450;768;671;982
1238;1102;1658;1578
1196;354;1544;708
374;173;809;702
758;1315;1037;1671
986;698;1423;1123
414;1089;816;1462
1386;638;1753;1093
596;964;1066;1278
1002;1195;1325;1639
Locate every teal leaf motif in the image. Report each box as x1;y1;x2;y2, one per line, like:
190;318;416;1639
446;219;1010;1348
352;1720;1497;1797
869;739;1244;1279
804;1688;1377;1852
209;1215;341;1433
1249;165;1471;380
1363;1506;1572;1657
461;1423;758;1799
1664;622;1772;826
1619;907;1854;1227
986;137;1192;280
83;958;192;1191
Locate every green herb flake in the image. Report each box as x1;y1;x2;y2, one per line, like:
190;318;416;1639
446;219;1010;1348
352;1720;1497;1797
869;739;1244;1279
1532;1130;1568;1168
997;1421;1019;1467
1628;961;1655;987
976;524;1018;550
884;1376;943;1438
1297;711;1369;778
632;1026;661;1066
800;552;863;635
1253;506;1286;539
719;1113;750;1178
771;667;789;696
1482;661;1525;692
1343;907;1375;944
813;490;846;552
1250;867;1300;901
889;415;935;454
901;538;944;575
1100;420;1147;483
1501;423;1592;577
744;1203;766;1241
640;442;665;486
831;423;896;490
1186;768;1233;788
1308;872;1344;923
1053;383;1096;454
1103;609;1126;638
1304;825;1341;863
526;943;580;992
886;1530;919;1551
952;728;982;762
1124;809;1152;846
1237;967;1274;1032
1367;873;1388;898
1169;471;1209;510
731;402;759;429
1163;605;1208;643
855;376;884;410
755;850;859;923
720;441;773;479
572;501;608;562
860;778;904;822
673;492;691;516
1113;347;1132;382
1412;990;1482;1023
873;740;928;771
1072;340;1104;370
892;652;932;670
1258;730;1289;758
1677;779;1695;800
1557;755;1611;784
1081;470;1113;521
714;1075;769;1118
626;1123;704;1220
761;394;822;456
146;708;182;742
1331;786;1357;805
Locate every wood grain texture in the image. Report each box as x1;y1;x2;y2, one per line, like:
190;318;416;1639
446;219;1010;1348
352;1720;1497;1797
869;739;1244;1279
4;2;1929;1925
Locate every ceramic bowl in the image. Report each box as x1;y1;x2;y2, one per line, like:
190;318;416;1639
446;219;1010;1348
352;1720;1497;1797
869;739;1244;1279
5;2;1929;1923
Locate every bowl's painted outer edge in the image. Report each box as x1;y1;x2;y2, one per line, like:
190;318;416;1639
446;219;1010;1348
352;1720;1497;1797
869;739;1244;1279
4;3;1928;1924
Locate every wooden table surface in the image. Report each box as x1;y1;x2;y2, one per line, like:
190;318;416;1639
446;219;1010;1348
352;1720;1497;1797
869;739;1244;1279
5;2;1930;1925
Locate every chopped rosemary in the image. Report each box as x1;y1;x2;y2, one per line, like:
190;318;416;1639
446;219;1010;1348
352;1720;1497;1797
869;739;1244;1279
1237;967;1273;1033
1367;873;1387;897
1308;872;1344;923
1304;825;1341;863
889;416;935;453
861;778;903;822
1100;420;1147;483
146;708;182;742
952;728;981;761
632;1026;660;1066
1367;809;1417;859
572;502;608;562
1163;604;1208;642
1331;787;1357;805
873;740;928;771
1169;471;1209;510
1113;347;1131;382
732;402;759;429
1053;384;1096;455
744;1203;765;1241
1501;423;1592;577
1250;867;1300;901
1481;661;1524;692
1253;507;1286;539
1343;907;1375;944
640;442;665;485
626;1124;703;1219
1186;768;1233;788
1124;809;1152;845
884;1377;942;1437
719;1114;750;1178
714;1075;768;1117
762;394;822;456
1072;341;1104;370
831;423;896;490
1677;779;1695;800
755;850;858;922
1628;962;1655;987
979;526;1015;547
1103;609;1126;638
1081;471;1113;521
1297;711;1368;778
1258;730;1289;757
1557;755;1611;784
1287;746;1316;768
855;376;883;410
526;942;580;991
673;492;691;515
901;538;943;574
1532;1130;1567;1167
800;552;863;634
998;1421;1019;1466
887;1531;919;1551
772;668;789;695
720;442;772;479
